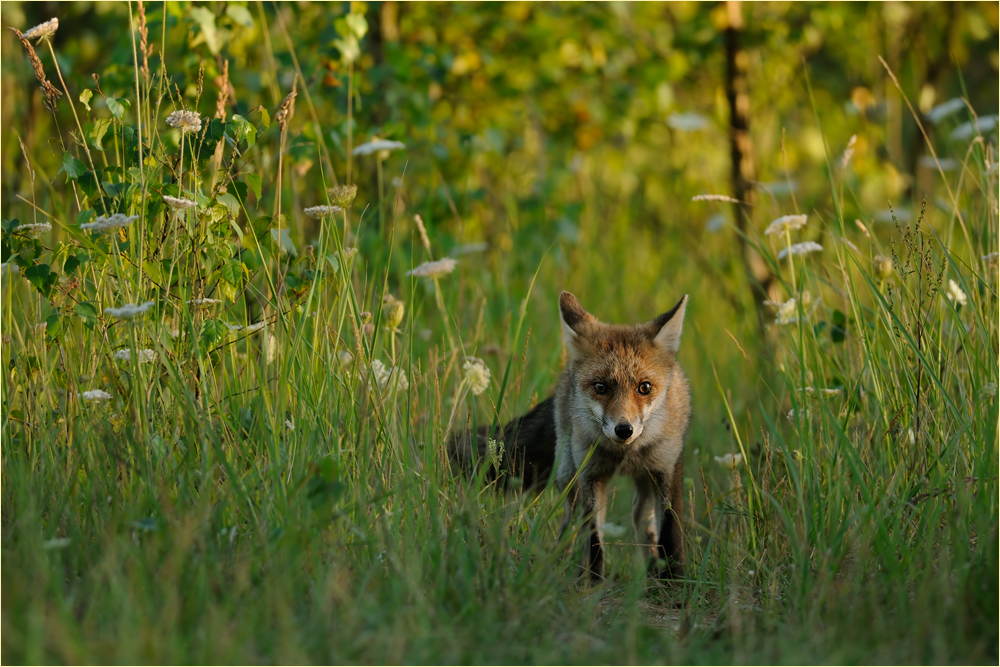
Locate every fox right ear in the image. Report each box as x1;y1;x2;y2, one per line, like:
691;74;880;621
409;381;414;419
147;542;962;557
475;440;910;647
652;295;688;353
559;291;594;358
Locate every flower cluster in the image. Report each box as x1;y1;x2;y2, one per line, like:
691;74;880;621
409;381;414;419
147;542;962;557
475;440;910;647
370;359;409;393
80;213;139;233
114;348;156;363
166;110;202;134
23;18;59;40
463;357;491;396
406;257;457;278
765;214;808;236
303;205;343;220
352;139;405;157
946;279;967;307
16;222;52;235
80;389;111;401
163;195;197;210
715;453;744;470
777;241;823;260
327;184;358;207
105;301;155;319
188;298;222;308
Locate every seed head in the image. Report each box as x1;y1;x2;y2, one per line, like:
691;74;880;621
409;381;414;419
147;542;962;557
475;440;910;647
16;222;52;236
873;255;893;280
327;184;358;208
382;294;406;329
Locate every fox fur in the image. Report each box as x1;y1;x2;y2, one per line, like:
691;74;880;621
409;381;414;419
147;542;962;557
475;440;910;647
449;291;691;581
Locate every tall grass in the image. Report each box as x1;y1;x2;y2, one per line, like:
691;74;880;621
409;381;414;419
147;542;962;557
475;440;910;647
2;7;997;664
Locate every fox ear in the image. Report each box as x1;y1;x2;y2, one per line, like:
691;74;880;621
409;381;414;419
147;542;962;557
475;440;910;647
651;295;688;353
559;291;594;357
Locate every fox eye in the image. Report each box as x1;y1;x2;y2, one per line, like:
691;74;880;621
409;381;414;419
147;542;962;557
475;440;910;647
593;382;608;395
638;382;652;395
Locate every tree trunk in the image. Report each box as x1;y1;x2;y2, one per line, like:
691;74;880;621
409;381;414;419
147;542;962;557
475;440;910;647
725;1;771;334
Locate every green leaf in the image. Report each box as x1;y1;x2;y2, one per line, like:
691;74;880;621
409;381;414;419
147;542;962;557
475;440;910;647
270;227;297;256
106;97;130;119
250;215;271;240
90;119;112;151
200;318;228;348
61;152;87;181
230;115;256;149
76;209;95;226
345;12;368;38
79;89;94;112
226;4;254;27
221;260;243;287
189;6;223;55
246;173;262;200
24;264;57;297
228;181;248;205
63;254;81;275
258;107;270;130
74;301;99;329
831;309;847;344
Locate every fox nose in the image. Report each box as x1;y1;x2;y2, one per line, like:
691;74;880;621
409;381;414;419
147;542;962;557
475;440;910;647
614;423;633;440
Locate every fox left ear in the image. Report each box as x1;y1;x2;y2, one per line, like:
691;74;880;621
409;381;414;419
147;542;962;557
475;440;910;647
651;295;688;353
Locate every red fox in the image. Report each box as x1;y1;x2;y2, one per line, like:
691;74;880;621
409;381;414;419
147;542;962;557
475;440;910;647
451;291;690;581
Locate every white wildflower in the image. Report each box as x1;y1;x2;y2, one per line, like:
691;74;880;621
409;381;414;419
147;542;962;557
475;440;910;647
369;359;408;393
840;237;859;253
839;134;857;170
166;110;202;134
104;301;155;319
983;382;997;399
406;257;457;278
950;115;998;141
352;139;406;156
692;194;741;203
777;241;823;260
163;195;197;210
945;279;967;308
926;98;966;125
340;247;358;261
114;348;156;363
772;298;799;326
453;242;489;256
285;419;295;432
303;205;343;220
338;350;354;366
266;333;278;363
786;408;811;421
80;213;139;233
765;214;808;236
16;222;52;235
714;453;743;470
667;112;709;131
23;18;59;40
917;156;959;171
188;298;222;308
600;522;628;540
463;357;491;396
803;387;842;397
80;389;111;401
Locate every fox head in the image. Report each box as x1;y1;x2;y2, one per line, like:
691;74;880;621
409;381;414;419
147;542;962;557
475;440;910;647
559;291;688;445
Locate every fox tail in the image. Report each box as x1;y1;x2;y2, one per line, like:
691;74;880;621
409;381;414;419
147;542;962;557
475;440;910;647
448;396;557;490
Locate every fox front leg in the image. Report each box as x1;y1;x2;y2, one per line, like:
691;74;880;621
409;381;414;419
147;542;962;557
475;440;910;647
655;459;685;580
579;476;609;581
